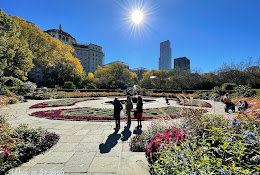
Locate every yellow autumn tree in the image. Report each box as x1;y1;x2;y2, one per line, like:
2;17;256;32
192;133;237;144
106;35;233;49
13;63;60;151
12;16;85;86
94;63;137;89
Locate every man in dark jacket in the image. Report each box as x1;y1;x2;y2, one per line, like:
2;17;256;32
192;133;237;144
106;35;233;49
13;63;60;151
113;97;123;129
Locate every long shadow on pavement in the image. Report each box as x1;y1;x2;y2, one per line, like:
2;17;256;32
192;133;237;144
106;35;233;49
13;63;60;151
121;124;132;141
99;129;121;153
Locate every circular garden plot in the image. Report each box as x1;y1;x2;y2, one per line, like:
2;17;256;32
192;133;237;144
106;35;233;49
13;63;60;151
29;98;98;108
30;106;206;121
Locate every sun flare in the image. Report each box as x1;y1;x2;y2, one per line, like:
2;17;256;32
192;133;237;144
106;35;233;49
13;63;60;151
131;10;144;24
117;0;157;37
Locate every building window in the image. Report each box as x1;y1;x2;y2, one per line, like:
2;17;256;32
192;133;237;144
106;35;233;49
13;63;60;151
59;35;61;39
66;37;68;41
62;36;65;40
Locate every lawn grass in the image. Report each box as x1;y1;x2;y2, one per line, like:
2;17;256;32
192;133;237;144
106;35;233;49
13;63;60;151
46;98;86;106
29;98;97;108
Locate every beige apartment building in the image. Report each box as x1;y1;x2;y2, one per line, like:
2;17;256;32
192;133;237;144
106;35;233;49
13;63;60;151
45;24;104;73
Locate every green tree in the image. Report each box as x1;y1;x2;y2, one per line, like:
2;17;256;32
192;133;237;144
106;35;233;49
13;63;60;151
94;62;137;89
0;9;34;80
12;16;85;86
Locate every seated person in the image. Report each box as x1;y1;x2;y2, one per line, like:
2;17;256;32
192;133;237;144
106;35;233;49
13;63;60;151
238;100;244;111
238;100;249;112
244;100;249;109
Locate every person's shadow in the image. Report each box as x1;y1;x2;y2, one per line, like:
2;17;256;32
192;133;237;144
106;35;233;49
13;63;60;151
133;127;143;135
99;129;121;153
121;124;132;141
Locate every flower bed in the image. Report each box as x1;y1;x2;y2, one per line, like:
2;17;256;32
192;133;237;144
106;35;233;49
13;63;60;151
179;100;212;108
0;95;22;107
232;97;260;121
30;107;206;121
145;128;188;164
169;98;212;108
129;109;260;174
0;115;59;174
29;98;97;108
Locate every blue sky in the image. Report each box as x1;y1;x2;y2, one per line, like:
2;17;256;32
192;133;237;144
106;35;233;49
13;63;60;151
2;0;260;72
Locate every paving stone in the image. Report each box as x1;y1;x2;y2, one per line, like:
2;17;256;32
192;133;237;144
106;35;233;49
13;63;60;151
102;130;115;136
122;142;131;152
56;124;76;130
97;143;122;157
50;129;77;136
63;152;96;173
59;135;84;142
88;157;120;173
74;130;90;135
7;166;31;175
74;142;100;152
30;163;64;173
88;130;103;135
81;135;104;143
118;152;150;175
83;124;100;130
98;125;112;130
65;173;91;175
71;125;85;130
39;152;74;164
91;173;117;175
54;143;79;152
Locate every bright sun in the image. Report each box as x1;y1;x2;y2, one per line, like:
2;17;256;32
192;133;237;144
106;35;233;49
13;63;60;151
131;10;144;24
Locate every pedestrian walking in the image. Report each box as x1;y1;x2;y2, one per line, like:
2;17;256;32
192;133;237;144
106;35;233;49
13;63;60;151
125;96;133;125
223;93;230;113
136;95;143;129
113;97;123;130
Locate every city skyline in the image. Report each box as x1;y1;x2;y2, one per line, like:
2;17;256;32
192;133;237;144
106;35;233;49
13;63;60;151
159;40;172;70
1;0;260;73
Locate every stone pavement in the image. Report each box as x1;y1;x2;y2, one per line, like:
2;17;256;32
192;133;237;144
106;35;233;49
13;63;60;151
1;98;235;175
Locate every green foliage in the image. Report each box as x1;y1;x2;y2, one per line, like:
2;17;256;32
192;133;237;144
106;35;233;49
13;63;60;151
221;83;237;91
94;63;138;89
12;15;85;87
235;85;256;97
130;131;151;152
0;76;23;88
149;112;260;174
0;9;34;81
63;81;76;89
86;82;96;89
212;86;226;96
0;115;60;173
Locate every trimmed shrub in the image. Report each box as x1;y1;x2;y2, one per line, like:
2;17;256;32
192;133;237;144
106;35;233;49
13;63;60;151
221;83;237;91
86;83;96;89
63;81;76;89
0;76;23;88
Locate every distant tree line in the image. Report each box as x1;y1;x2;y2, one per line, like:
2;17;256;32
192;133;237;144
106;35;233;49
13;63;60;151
140;58;260;90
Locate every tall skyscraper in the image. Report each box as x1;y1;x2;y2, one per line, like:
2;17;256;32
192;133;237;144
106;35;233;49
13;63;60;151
174;57;190;72
159;40;172;70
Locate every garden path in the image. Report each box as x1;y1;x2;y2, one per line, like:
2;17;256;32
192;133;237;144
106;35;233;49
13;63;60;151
1;98;236;175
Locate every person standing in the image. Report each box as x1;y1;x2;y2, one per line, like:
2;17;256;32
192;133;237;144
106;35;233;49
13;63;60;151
136;96;143;129
113;97;123;130
223;93;230;113
125;96;133;125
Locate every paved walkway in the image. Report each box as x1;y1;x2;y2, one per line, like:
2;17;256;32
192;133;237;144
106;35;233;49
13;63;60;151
1;98;235;175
